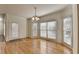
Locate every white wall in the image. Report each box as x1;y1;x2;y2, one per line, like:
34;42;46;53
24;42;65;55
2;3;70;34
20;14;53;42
5;14;27;41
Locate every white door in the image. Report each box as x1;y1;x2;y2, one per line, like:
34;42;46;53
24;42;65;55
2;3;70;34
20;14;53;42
12;23;19;39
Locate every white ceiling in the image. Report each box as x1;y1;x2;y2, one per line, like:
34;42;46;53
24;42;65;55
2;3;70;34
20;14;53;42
0;4;68;18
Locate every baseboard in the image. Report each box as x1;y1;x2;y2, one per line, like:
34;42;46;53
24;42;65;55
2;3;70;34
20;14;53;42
6;37;30;42
26;37;31;39
41;38;63;45
62;42;73;50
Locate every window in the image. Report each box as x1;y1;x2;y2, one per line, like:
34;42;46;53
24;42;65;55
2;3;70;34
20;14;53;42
32;23;38;37
40;23;47;37
47;21;56;39
63;17;72;45
40;21;57;39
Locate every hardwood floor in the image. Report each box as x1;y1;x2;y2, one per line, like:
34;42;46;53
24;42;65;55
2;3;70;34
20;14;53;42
0;38;72;54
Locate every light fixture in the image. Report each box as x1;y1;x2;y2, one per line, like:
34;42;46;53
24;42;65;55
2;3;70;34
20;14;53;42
32;7;40;22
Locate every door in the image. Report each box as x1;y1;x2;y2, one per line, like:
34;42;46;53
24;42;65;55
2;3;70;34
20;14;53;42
12;23;19;39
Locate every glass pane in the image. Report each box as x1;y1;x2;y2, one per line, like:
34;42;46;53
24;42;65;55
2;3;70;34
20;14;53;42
47;21;56;31
32;23;37;36
40;23;47;37
47;21;56;39
40;23;46;30
40;31;46;37
63;17;72;45
48;31;56;39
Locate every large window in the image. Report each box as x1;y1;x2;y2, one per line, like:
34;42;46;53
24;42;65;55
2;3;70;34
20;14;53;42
63;17;72;45
40;23;47;37
40;21;57;39
47;21;56;39
32;23;38;37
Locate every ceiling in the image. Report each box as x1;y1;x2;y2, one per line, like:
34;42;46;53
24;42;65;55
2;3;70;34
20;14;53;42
0;4;68;18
